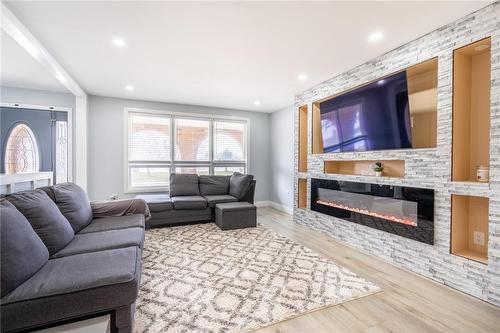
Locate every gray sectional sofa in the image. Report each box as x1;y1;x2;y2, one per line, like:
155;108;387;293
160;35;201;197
1;183;146;333
138;172;255;227
0;172;255;332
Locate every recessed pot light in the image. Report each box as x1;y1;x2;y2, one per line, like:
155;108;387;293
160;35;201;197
298;73;308;81
368;31;384;43
377;79;385;85
253;100;261;106
125;85;135;91
474;44;489;52
112;37;126;48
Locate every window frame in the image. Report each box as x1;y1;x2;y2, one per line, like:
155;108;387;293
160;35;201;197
124;108;249;193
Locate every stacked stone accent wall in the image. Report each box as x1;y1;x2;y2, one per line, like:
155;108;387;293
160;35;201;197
294;3;500;305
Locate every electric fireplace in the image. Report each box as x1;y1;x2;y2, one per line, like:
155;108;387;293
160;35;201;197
311;178;434;244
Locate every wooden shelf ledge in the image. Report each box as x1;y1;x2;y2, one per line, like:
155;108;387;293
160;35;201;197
324;160;405;178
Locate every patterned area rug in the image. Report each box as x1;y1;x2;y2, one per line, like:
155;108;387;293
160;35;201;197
134;223;380;333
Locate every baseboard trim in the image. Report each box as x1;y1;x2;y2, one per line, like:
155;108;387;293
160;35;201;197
255;201;293;215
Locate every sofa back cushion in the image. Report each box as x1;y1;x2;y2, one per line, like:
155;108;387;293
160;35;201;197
1;199;49;297
170;174;200;196
51;183;92;233
229;172;254;200
199;175;229;196
6;190;74;256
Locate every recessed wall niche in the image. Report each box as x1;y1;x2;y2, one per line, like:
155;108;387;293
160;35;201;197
298;105;308;172
451;194;489;264
452;37;491;183
298;178;307;209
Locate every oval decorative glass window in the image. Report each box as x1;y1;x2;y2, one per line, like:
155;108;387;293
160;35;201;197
4;123;40;174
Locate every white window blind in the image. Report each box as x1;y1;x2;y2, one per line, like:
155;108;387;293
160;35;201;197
214;121;245;161
174;118;210;161
129;114;170;162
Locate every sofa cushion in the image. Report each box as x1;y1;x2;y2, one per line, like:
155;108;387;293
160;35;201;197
135;194;173;212
199;175;230;196
147;208;212;227
51;183;93;233
229;172;254;200
203;194;238;208
0;199;49;297
169;174;200;196
171;196;207;210
52;228;144;258
0;247;141;333
5;190;74;256
78;215;145;234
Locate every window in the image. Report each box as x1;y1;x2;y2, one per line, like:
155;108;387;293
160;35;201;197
126;110;247;191
214;166;245;176
176;167;210;175
174;118;210;161
128;113;171;190
214;121;245;161
55;121;68;183
4;123;40;174
130;166;170;187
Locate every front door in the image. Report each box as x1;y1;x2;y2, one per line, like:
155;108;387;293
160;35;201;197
0;107;69;183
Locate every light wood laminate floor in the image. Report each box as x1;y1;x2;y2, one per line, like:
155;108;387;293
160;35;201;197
254;207;500;333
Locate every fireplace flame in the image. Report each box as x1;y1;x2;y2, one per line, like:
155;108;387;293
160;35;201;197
316;199;417;227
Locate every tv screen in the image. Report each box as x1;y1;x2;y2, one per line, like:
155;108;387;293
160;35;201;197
320;71;412;153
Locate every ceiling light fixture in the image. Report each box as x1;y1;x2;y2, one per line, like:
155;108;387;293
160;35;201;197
298;73;308;81
112;37;126;48
125;85;135;91
368;31;384;43
253;100;261;106
474;44;489;52
377;79;385;85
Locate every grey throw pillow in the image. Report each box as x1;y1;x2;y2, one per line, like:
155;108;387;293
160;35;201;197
199;175;230;196
6;190;74;256
229;172;254;200
1;199;49;297
51;183;93;233
170;174;200;196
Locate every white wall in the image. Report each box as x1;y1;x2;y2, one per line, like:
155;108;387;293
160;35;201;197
0;86;75;109
88;95;271;201
269;105;294;213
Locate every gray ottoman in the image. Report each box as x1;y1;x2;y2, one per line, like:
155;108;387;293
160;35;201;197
215;202;257;230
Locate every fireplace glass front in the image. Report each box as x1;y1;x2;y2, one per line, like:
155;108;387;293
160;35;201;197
311;179;434;244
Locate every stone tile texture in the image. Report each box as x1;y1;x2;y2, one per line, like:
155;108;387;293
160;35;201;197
293;3;500;306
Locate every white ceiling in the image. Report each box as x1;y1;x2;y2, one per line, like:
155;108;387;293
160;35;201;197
1;30;69;93
3;1;492;112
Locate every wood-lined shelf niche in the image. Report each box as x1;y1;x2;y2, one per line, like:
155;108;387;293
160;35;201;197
452;37;491;183
298;178;307;209
311;102;323;154
324;160;405;178
298;105;308;172
451;194;489;264
407;58;438;148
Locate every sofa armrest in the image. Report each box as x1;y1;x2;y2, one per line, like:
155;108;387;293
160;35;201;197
239;180;256;204
90;198;151;222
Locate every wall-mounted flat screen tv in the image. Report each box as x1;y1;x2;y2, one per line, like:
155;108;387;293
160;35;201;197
320;71;413;153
